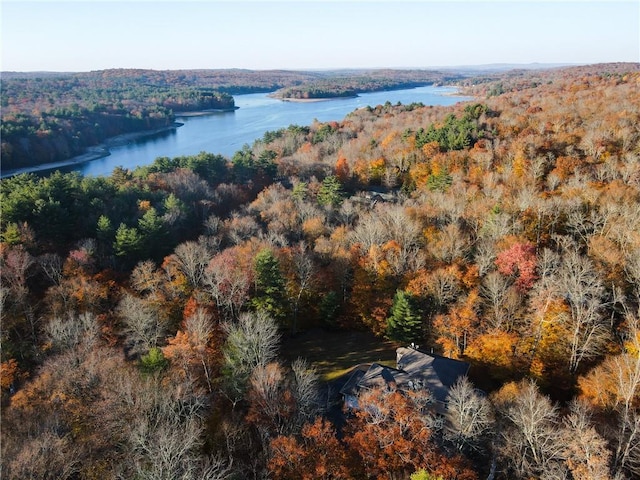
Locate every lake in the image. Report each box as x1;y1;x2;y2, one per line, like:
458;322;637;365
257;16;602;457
41;86;471;177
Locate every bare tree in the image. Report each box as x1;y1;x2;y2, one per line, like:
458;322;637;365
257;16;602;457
287;243;315;334
204;214;222;236
337;197;359;227
428;223;471;264
44;312;99;353
612;314;640;478
481;271;522;331
222;311;280;403
247;362;295;441
130;260;164;296
444;376;494;452
1;244;35;304
426;267;463;308
203;249;252;320
479;211;520;242
260;230;290;248
6;429;80;480
562;400;614;480
291;357;322;427
38;252;64;286
199;456;235;480
536;247;562;287
1;245;38;341
131;412;204;480
495;379;566;479
348;210;387;252
624;246;640;304
118;293;169;356
224;213;261;246
554;246;610;373
127;376;232;480
373;204;426;274
474;239;497;277
164;168;214;203
173;240;212;289
614;410;640;479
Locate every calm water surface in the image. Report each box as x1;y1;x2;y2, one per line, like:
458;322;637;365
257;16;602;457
49;86;471;177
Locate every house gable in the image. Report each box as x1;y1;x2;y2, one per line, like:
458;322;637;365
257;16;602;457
396;346;470;403
340;346;470;408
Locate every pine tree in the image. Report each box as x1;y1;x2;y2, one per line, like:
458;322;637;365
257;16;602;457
387;290;423;344
252;248;287;322
113;223;142;259
138;207;166;258
317;175;344;207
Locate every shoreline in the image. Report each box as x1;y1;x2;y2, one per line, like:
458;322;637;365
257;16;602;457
1;102;242;179
1;86;468;179
270;95;359;103
175;106;240;117
281;95;359;103
1;123;183;179
269;84;467;103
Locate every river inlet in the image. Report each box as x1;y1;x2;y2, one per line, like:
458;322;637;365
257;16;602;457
32;86;471;178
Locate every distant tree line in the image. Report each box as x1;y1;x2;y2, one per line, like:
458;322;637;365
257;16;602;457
273;69;462;99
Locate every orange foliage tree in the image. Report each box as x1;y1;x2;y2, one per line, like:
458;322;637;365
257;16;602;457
335;156;351;184
433;291;481;358
268;417;354;480
465;331;523;383
344;387;477;480
348;257;395;336
162;308;221;392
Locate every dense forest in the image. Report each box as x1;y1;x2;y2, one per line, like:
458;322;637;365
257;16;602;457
1;63;640;479
1;70;241;171
1;68;461;172
270;70;460;100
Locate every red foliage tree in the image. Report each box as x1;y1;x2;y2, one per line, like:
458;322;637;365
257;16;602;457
495;242;538;292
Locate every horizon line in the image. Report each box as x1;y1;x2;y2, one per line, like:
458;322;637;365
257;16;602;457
5;61;636;75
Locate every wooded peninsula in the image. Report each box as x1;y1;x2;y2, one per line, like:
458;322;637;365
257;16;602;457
1;62;640;480
1;68;461;172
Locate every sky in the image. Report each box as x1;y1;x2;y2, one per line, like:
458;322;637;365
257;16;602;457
1;0;638;72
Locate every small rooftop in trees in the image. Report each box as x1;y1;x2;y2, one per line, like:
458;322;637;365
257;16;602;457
340;346;470;409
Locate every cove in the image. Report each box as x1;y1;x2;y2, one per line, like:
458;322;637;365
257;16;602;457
41;86;472;178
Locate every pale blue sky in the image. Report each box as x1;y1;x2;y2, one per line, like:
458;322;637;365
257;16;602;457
1;1;638;72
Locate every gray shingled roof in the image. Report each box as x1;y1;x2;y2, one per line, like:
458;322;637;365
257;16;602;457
340;347;470;404
396;347;470;402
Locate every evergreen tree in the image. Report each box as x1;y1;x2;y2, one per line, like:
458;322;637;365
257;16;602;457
113;223;142;260
292;181;308;201
140;347;169;374
1;222;22;245
96;215;114;258
138;207;166;258
317;175;343;207
319;290;340;329
231;144;256;182
387;290;423;344
251;248;287;322
96;215;113;242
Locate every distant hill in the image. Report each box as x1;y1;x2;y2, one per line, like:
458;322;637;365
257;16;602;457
437;62;579;74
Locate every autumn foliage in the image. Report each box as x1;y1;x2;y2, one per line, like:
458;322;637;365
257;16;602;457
2;63;640;479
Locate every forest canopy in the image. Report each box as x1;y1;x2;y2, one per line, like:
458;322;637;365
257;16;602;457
2;63;640;480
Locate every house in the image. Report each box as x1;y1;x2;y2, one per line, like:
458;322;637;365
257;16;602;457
340;346;470;412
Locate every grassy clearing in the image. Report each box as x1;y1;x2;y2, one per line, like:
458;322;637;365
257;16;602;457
281;328;400;381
